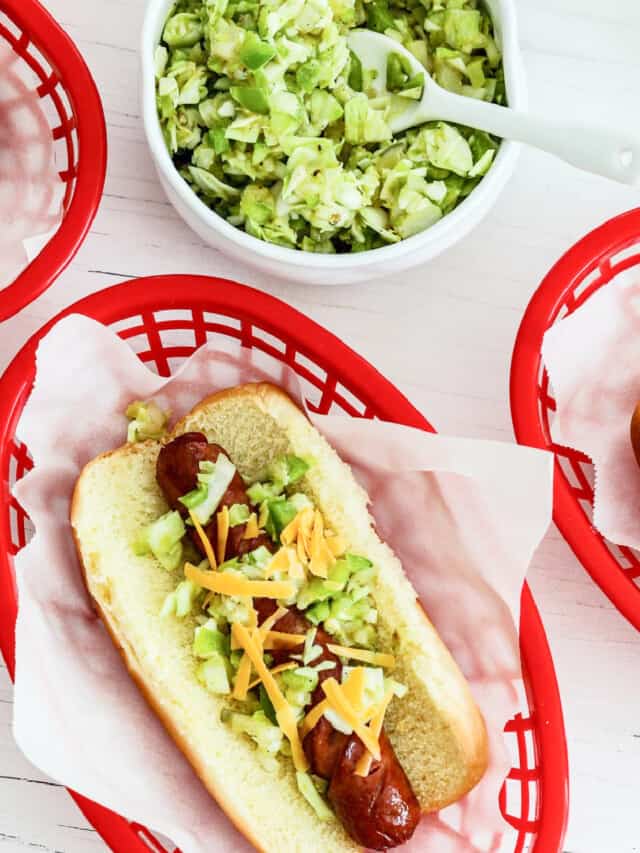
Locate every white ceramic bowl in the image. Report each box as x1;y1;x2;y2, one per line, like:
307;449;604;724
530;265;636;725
141;0;526;285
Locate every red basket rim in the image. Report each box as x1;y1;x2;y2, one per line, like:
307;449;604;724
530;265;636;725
510;207;640;631
0;276;568;852
0;0;107;322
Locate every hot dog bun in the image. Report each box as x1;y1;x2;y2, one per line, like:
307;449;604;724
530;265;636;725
71;382;488;852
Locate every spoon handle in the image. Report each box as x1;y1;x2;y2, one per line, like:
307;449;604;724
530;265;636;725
430;91;640;186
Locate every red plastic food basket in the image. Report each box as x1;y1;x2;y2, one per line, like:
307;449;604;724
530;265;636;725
0;277;568;853
0;0;106;321
511;208;640;631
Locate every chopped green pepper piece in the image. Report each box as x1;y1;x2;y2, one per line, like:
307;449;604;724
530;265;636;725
230;85;270;115
259;684;277;725
366;1;395;33
239;32;276;70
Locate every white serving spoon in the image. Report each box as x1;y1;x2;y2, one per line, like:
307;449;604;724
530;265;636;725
348;29;640;186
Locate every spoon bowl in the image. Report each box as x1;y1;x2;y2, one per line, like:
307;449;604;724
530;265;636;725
348;28;640;186
347;30;449;135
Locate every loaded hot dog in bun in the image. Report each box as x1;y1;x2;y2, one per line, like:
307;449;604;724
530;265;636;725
71;383;488;851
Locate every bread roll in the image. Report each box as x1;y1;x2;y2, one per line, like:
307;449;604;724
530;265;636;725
71;383;488;852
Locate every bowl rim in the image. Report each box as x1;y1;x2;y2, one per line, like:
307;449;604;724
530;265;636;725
141;0;526;270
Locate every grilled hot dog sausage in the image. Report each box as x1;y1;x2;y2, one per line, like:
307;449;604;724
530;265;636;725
254;599;420;849
157;433;272;559
156;433;420;849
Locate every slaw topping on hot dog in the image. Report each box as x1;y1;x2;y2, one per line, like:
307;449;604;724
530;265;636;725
135;431;420;849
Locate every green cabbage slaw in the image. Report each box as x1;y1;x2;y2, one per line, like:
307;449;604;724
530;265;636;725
143;451;407;812
155;0;503;252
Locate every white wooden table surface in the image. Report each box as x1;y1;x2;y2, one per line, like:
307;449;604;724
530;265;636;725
1;0;640;851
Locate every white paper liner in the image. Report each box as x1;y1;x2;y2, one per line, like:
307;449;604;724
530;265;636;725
11;315;553;853
542;268;640;549
0;43;64;290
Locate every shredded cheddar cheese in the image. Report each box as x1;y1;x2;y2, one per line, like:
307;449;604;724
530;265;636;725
296;531;307;566
264;546;305;579
308;510;330;577
311;510;324;549
216;505;229;564
189;510;217;570
175;455;401;787
298;508;315;558
232;623;309;772
233;628;304;651
300;699;330;738
327;645;396;669
258;606;289;636
243;512;260;540
281;510;304;546
264;547;291;577
258;501;270;529
184;563;294;599
231;608;290;650
322;678;381;761
279;507;340;578
358;702;382;725
340;666;365;711
326;534;346;556
248;661;297;691
309;540;334;577
247;601;258;631
232;615;262;700
355;688;395;777
232;604;261;699
287;551;305;579
300;669;379;742
233;651;253;701
261;631;305;650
